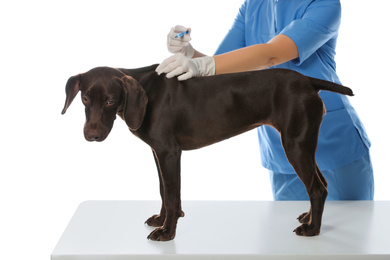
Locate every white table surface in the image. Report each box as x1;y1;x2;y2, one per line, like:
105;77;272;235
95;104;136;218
51;201;390;260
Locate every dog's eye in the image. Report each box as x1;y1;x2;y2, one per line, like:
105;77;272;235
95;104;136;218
82;96;89;104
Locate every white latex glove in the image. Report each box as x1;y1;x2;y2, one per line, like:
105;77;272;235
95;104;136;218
156;53;215;81
167;25;195;58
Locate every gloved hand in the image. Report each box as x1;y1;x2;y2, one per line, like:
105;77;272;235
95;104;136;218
167;25;195;58
156;53;215;81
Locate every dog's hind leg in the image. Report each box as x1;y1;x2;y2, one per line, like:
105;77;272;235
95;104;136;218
284;142;327;235
280;118;328;236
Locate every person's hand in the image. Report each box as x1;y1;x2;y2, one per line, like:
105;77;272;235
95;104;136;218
156;54;215;81
167;25;195;58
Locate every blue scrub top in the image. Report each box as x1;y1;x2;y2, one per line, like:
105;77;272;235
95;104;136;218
215;0;371;173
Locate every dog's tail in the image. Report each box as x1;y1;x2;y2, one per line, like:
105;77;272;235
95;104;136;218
308;77;354;96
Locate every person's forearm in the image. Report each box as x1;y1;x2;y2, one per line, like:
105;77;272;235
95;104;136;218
191;45;272;69
213;34;299;75
214;44;275;74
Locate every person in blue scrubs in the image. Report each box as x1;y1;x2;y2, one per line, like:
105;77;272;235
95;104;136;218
156;0;374;200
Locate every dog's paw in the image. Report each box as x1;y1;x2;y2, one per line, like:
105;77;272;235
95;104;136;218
297;212;311;224
145;211;184;227
147;227;176;241
145;214;165;227
293;224;320;236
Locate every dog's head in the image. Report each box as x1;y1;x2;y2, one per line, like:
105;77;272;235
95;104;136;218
62;67;148;142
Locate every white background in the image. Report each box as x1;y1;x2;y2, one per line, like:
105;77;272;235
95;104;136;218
0;0;389;259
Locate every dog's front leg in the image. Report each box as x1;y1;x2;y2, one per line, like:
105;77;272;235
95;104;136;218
147;149;184;241
145;150;167;227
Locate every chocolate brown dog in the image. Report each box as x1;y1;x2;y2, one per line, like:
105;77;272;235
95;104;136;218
62;64;353;241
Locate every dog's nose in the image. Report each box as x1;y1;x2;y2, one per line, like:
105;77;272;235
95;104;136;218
85;129;102;142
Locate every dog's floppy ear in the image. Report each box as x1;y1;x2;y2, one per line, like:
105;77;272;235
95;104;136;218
118;76;148;131
61;74;83;115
